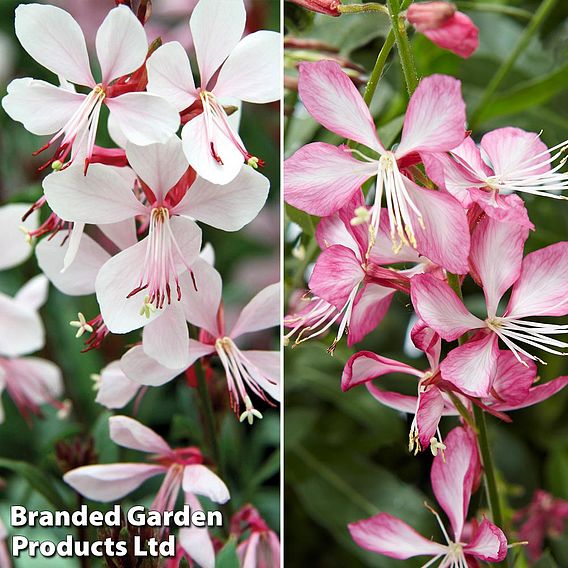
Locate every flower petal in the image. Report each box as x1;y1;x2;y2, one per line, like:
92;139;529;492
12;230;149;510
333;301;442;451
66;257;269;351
489;350;536;406
284;143;375;216
96;6;148;84
348;284;395;346
0;204;36;269
231;283;280;338
146;41;197;112
214;31;280;103
396;74;466;156
493;375;568;412
109;415;171;455
421;12;479;58
410;273;483;341
298;61;383;152
182;464;230;504
106;92;180;146
178;495;215;568
464;518;508;562
416;386;446;449
120;345;190;387
95;361;141;410
349;512;447;559
470;190;534;230
15;4;94;86
99;218;138;251
240;350;281;401
14;275;49;311
0;292;44;357
190;0;246;86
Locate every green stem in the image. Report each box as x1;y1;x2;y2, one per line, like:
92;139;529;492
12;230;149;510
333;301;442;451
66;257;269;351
470;0;558;127
195;362;221;466
338;2;388;15
456;1;532;20
387;0;418;96
363;31;396;106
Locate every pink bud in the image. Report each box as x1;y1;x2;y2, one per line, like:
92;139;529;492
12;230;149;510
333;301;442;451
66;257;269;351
289;0;342;17
407;2;457;31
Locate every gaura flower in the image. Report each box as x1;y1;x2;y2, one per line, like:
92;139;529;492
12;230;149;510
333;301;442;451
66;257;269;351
92;360;142;411
121;259;280;424
64;416;229;568
349;426;508;566
285;60;470;273
424;128;568;227
411;216;568;396
0;203;38;270
146;0;280;185
2;4;179;171
407;2;479;58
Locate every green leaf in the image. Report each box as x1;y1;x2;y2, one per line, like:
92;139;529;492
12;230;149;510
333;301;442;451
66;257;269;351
545;447;568;500
377;115;405;149
285;203;317;236
215;538;240;568
0;458;67;511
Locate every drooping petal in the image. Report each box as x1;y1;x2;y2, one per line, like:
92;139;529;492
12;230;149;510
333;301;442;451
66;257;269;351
126;137;188;204
410;273;483;341
240;350;281;402
0;292;44;357
43;164;146;224
507;242;568;318
14;275;48;312
178;494;215;568
174;167;269;231
190;0;246;86
431;426;478;541
106;92;180;146
96;6;148;84
231;283;280;338
36;231;110;296
470;190;534;230
182;464;230;504
366;386;420;414
411;320;441;369
1;78;86;136
95;361;141;410
15;4;94;86
64;463;166;502
396;74;466;157
416;386;446;449
0;204;36;269
421;12;479;59
284;143;376;216
342;350;421;392
469;216;528;317
142;302;190;369
440;333;499;397
109;415;172;455
464;518;508;562
348;284;395;346
146;41;198;112
493;375;568;412
490;350;536;405
349;513;448;559
298;61;383;152
214;31;280;103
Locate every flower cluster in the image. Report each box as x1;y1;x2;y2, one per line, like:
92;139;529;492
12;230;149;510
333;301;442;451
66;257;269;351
284;58;568;563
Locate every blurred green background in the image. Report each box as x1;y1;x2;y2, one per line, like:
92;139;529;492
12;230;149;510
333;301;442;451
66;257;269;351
284;1;568;566
0;1;280;566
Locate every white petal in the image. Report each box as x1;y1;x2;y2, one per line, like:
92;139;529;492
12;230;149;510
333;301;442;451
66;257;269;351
0;292;44;357
95;360;141;409
107;111;128;149
106;92;180;146
146;41;197;112
190;0;246;86
0;203;37;269
231;283;280;338
182;464;230;503
99;218;138;251
15;4;94;86
241;349;281;402
96;6;148;84
62;222;85;271
15;275;49;311
214;31;280;103
109;415;171;454
120;345;186;386
178;494;216;568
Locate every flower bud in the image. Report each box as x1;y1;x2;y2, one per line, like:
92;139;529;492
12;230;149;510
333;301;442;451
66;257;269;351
407;2;456;32
289;0;342;17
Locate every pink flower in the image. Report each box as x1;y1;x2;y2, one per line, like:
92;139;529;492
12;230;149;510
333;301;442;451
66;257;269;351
121;260;280;423
424;128;568;227
1;4;179;170
407;2;479;58
285;60;470;273
146;0;280;185
64;416;229;568
349;426;508;565
411;215;568;397
93;360;142;411
0;203;38;270
288;0;342;16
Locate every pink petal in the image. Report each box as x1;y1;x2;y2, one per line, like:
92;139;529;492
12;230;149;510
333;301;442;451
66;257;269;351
404;179;470;274
43;164;146;224
508;242;568;318
369;211;421;265
490;350;536;406
106;92;180;146
64;463;166;502
440;333;499;397
0;204;36;269
1;78;86;136
239;350;281;402
298;61;383;152
464;518;508;561
342;350;421;391
231;283;280;338
178;494;215;568
349;512;447;559
493;375;568;412
315;195;363;254
96;6;148;84
173;167;269;231
110;415;171;455
95;361;141;410
416;386;445;449
421;12;479;58
190;0;246;87
347;284;395;345
120;345;188;387
410;320;441;369
15;4;94;87
308;245;363;310
480;127;550;179
470;190;534;230
431;426;478;541
469;215;529;317
366;386;420;414
396;74;466;156
410;273;483;341
126;137;188;204
214;31;280;103
0;292;44;358
182;464;230;504
146;41;198;112
284;143;375;216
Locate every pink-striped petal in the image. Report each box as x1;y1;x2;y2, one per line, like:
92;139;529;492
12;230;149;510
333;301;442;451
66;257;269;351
490;351;536;406
464;518;508;561
231;283;280;338
492;375;568;412
110;415;171;455
416;386;445;449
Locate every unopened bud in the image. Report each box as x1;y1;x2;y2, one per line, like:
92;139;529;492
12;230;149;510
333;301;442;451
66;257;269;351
289;0;342;17
407;2;456;32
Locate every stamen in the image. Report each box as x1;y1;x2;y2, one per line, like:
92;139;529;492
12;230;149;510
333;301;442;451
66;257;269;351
69;312;93;338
